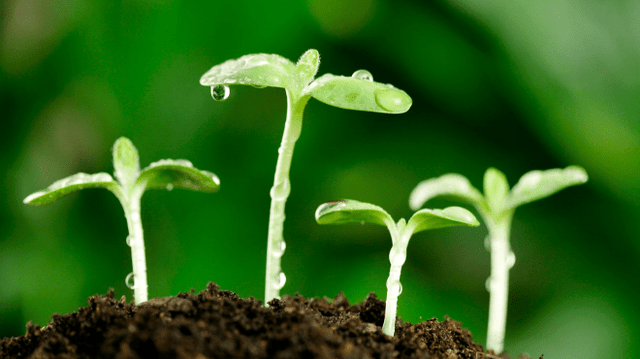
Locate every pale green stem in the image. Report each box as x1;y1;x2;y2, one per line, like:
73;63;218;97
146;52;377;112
485;214;513;353
119;188;148;304
264;90;309;303
382;225;409;336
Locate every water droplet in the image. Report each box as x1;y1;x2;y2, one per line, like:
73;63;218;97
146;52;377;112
374;88;412;113
166;183;174;191
485;277;492;292
272;239;286;257
484;235;491;251
507;251;516;269
212;174;220;186
273;272;286;290
270;178;291;200
352;69;373;82
386;279;403;296
360;221;365;225
389;247;407;266
126;273;136;289
126;236;132;247
210;85;230;101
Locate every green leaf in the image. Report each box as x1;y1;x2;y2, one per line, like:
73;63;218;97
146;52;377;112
112;137;140;190
137;159;220;193
315;199;394;227
483;168;509;214
304;74;412;114
505;166;588;210
200;53;296;90
295;49;320;85
409;174;484;211
24;173;119;206
408;206;480;235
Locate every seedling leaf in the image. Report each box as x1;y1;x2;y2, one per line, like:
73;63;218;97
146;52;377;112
409;173;484;211
295;49;320;85
408;206;480;235
315;199;394;227
505;165;588;210
484;168;509;214
113;137;140;190
304;74;412;114
200;53;295;90
137;159;220;193
24;173;118;206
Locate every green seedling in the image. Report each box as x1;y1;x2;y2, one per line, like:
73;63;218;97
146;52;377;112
23;137;220;304
409;166;588;352
315;199;479;336
201;49;412;303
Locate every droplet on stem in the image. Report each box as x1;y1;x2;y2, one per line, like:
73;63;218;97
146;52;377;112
506;251;516;269
210;85;230;101
126;236;132;247
126;273;136;289
274;272;286;290
352;69;373;82
272;239;286;257
485;277;492;292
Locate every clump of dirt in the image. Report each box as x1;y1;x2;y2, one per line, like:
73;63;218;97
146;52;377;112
0;282;538;358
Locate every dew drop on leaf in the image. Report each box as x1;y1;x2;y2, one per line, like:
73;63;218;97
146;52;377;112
210;85;230;101
125;273;136;289
166;183;174;191
351;69;373;82
374;88;411;112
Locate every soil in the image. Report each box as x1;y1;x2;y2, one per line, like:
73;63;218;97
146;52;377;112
0;282;540;359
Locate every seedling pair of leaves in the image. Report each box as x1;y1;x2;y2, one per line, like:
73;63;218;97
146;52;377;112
409;166;588;352
24;137;220;304
315;200;480;336
200;49;413;303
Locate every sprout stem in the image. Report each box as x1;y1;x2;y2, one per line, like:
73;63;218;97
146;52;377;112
485;214;513;353
265;90;309;303
382;226;409;337
119;188;148;304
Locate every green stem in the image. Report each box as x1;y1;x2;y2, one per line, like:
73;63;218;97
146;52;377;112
382;225;409;336
485;214;513;353
265;90;308;303
119;188;148;304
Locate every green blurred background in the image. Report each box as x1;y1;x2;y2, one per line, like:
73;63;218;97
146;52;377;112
1;0;639;357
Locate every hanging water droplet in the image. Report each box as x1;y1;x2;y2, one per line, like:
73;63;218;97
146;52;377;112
484;235;491;251
210;85;230;101
273;272;286;290
272;239;286;257
506;251;516;269
351;69;373;82
270;178;291;200
485;277;492;292
166;183;174;191
126;273;136;289
126;236;132;247
389;247;407;266
374;88;412;113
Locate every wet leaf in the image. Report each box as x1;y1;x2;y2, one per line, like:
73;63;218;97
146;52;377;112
24;173;119;206
408;206;480;235
200;53;295;90
315;199;394;227
295;49;320;85
409;173;484;211
138;159;220;193
505;166;588;210
304;74;412;114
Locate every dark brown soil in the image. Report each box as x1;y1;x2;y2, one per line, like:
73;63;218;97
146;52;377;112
0;283;539;359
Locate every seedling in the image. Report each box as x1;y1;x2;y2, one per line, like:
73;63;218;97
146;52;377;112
409;166;588;352
23;137;220;304
315;199;479;336
201;49;413;303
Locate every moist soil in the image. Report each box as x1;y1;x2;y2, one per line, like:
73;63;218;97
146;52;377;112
0;283;540;359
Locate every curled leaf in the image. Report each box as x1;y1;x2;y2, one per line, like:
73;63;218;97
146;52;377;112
315;199;394;227
408;206;480;235
483;168;509;214
304;74;412;114
409;173;484;211
113;137;140;190
200;53;295;90
137;159;220;193
505;166;588;210
295;49;320;85
24;173;119;206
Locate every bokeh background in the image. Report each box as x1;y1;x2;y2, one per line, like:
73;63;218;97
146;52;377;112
1;0;639;357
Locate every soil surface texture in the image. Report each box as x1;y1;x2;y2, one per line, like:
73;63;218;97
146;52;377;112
1;282;539;359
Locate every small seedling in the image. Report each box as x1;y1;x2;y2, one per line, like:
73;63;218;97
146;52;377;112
315;199;479;336
23;137;220;304
409;166;588;352
201;49;413;303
